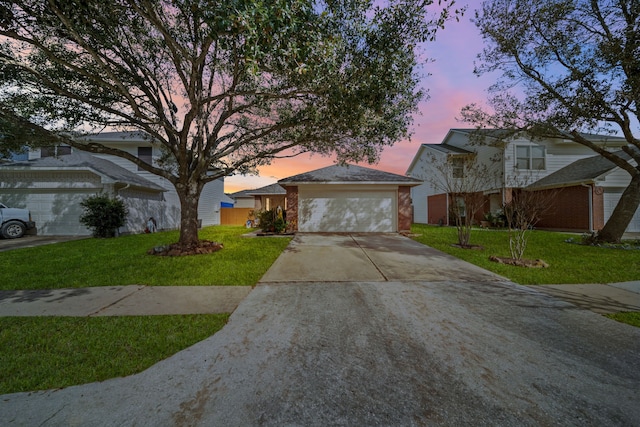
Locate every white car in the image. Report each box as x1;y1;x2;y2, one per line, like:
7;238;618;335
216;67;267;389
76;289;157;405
0;202;36;238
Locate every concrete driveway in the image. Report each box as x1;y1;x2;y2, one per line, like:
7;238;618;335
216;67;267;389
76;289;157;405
2;234;639;426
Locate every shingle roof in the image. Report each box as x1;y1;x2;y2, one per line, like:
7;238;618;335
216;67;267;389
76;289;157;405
230;183;286;198
449;128;628;144
528;149;633;190
426;143;473;155
279;164;422;185
0;151;165;191
245;183;286;196
77;131;153;142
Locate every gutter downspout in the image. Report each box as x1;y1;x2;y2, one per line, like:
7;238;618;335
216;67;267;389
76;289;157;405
581;183;593;233
445;192;449;226
116;183;131;236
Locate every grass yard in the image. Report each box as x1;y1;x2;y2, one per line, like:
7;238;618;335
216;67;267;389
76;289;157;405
0;226;291;290
410;224;640;285
0;314;228;394
0;226;290;394
605;312;640;328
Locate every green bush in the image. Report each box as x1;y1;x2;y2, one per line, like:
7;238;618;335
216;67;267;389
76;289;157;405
255;208;287;233
79;194;128;238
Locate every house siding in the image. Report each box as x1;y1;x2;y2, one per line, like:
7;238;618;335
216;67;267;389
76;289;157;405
408;147;447;224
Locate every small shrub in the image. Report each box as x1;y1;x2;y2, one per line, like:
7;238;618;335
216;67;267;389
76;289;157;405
255;209;287;233
79;194;128;238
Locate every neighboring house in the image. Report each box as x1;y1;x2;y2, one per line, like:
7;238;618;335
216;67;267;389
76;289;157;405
279;164;421;233
0;132;224;235
220;193;235;208
229;183;287;211
406;128;639;233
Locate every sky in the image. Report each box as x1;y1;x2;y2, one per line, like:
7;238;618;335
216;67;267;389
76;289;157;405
224;5;498;194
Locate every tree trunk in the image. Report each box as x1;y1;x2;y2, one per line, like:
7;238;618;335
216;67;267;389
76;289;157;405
597;173;640;243
176;182;203;247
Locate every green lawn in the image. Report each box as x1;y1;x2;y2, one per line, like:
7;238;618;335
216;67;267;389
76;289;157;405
0;226;291;290
0;314;228;394
410;224;640;285
0;226;290;394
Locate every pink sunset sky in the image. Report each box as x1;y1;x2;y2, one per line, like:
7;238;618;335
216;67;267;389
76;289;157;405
224;8;498;193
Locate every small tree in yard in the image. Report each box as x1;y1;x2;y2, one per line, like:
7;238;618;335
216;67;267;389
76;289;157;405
0;0;461;252
502;186;556;261
79;194;128;238
428;152;500;247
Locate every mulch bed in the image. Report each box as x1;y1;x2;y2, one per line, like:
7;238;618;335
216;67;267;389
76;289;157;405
147;240;223;256
489;255;549;268
451;244;485;250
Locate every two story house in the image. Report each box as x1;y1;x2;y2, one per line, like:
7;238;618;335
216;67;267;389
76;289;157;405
0;132;225;235
406;128;639;233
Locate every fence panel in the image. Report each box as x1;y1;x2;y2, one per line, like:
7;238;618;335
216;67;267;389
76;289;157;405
220;208;254;226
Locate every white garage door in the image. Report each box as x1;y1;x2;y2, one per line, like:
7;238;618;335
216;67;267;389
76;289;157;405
604;192;640;232
298;187;397;232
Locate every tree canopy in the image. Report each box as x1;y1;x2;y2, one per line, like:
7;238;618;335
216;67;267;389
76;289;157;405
464;0;640;242
0;0;460;246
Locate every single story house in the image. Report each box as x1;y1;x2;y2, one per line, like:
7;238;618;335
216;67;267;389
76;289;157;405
279;164;422;233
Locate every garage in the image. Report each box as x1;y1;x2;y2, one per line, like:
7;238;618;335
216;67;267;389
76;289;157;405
604;191;640;233
298;186;396;232
279;164;422;233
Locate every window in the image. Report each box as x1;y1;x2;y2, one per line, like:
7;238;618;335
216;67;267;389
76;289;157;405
40;145;72;158
451;157;465;178
137;147;152;171
515;145;545;170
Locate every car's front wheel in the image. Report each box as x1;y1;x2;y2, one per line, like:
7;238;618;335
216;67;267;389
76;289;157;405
1;221;26;239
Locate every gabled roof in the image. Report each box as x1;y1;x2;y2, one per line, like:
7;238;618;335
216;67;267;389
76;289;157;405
230;183;286;199
245;183;286;196
0;151;165;191
449;128;628;144
528;149;634;190
425;143;473;155
77;131;153;143
279;164;422;185
405;142;474;175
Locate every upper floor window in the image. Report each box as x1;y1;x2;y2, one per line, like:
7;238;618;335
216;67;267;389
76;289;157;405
515;145;545;170
451;157;465;178
41;145;72;158
137;146;152;171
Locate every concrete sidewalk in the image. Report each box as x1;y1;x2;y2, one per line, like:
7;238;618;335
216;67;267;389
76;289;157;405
532;281;640;314
0;285;251;316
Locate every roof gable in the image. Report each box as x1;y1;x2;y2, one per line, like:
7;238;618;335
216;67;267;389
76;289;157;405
279;164;421;185
230;183;286;198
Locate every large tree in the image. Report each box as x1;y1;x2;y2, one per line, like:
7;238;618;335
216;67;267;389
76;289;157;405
463;0;640;242
0;0;460;247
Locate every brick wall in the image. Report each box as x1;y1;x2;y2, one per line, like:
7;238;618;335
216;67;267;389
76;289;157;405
284;186;299;232
398;186;412;232
535;185;601;231
428;193;448;225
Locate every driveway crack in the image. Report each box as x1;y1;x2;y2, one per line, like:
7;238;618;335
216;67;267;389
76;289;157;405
350;234;388;281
